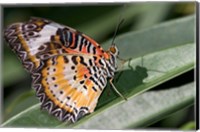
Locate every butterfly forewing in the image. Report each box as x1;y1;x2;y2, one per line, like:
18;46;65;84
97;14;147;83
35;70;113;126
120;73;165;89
4;17;108;72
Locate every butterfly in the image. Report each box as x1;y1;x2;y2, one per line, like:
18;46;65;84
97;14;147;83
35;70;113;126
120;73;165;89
4;17;126;123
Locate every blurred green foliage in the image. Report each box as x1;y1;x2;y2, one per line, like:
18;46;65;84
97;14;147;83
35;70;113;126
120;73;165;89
2;2;195;129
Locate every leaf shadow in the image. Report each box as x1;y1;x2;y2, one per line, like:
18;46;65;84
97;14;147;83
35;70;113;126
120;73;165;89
96;64;148;109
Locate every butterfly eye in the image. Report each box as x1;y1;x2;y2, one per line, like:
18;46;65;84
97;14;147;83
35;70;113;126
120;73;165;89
110;46;119;56
110;47;116;54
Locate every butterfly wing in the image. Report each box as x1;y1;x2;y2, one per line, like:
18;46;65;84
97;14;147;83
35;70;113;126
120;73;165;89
4;17;108;72
4;18;57;72
5;17;112;122
32;54;108;122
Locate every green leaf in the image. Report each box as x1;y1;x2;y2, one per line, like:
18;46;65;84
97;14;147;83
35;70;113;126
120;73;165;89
4;90;37;121
3;52;27;86
158;105;193;127
132;3;174;30
77;4;154;40
2;104;62;127
2;16;195;128
103;15;194;59
75;82;195;129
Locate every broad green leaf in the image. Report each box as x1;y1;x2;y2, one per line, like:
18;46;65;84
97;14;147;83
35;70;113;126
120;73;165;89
63;43;194;128
157;104;192;127
2;104;62;127
2;43;194;128
2;16;195;127
103;15;194;59
75;82;195;129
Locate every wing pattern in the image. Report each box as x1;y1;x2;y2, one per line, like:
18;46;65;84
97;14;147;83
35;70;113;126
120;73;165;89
32;54;108;122
4;17;109;72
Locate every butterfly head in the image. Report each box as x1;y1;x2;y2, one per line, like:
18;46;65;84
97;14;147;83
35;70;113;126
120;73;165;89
109;44;119;57
109;18;123;58
104;44;119;75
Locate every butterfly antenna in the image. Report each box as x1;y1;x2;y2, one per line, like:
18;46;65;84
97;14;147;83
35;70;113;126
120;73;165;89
111;18;125;46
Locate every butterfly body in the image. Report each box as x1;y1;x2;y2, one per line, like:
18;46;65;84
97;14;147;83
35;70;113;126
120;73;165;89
4;17;119;122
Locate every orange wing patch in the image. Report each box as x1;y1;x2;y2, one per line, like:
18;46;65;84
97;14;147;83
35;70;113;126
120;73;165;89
32;54;107;122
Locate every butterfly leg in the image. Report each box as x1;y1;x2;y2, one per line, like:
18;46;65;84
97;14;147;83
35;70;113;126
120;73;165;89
109;78;127;101
117;56;129;64
117;56;132;71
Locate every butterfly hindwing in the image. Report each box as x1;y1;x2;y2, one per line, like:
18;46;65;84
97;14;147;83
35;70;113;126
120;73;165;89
32;54;107;122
